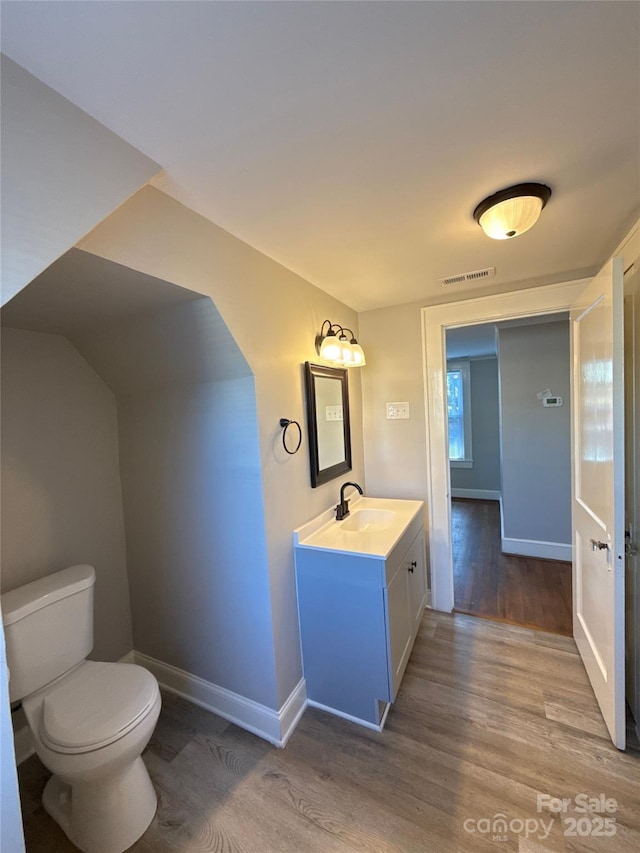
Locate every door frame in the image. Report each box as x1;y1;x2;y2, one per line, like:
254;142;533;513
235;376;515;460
624;262;640;734
421;278;589;612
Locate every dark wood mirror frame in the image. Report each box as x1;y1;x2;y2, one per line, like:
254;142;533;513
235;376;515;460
304;362;352;488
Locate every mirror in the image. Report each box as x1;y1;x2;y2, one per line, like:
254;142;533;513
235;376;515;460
304;362;352;487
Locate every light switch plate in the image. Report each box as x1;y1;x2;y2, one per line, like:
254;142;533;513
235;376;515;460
325;405;343;421
386;402;410;419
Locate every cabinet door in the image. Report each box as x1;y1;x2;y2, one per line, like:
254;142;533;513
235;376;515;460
407;530;427;635
385;565;412;701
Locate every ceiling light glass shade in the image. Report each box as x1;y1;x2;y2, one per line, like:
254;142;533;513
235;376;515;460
350;343;366;366
319;332;341;361
479;196;543;240
473;183;551;240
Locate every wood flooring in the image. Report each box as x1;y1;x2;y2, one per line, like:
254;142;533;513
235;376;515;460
452;499;573;636
18;611;640;853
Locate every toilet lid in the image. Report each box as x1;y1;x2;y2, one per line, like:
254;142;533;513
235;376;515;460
40;661;159;753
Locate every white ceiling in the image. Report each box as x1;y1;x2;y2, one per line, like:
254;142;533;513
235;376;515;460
1;1;638;312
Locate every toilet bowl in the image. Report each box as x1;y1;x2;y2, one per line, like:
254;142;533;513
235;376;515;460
2;566;162;853
25;661;161;853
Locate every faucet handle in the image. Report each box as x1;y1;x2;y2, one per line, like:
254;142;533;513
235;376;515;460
335;500;349;521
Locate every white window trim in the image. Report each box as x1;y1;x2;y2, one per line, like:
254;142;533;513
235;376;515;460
447;360;473;465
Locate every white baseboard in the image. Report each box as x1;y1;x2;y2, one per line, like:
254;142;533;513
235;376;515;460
14;650;307;763
306;699;388;732
501;537;572;561
133;651;307;748
451;489;501;501
277;677;308;747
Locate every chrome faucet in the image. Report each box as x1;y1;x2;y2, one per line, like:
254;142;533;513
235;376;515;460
336;481;363;521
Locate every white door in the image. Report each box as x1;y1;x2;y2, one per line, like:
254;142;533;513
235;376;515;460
571;257;625;749
624;263;639;732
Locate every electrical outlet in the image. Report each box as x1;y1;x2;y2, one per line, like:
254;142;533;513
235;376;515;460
386;402;410;419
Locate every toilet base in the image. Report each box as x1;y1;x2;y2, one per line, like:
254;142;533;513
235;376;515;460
43;756;157;853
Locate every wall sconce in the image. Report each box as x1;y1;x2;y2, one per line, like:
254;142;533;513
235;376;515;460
316;320;366;367
473;182;551;240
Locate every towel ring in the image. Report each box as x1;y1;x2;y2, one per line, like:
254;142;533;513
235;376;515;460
279;418;302;455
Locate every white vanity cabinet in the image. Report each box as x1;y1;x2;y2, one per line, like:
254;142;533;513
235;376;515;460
293;498;426;729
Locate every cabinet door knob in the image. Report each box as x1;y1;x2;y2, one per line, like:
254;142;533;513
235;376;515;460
408;561;417;573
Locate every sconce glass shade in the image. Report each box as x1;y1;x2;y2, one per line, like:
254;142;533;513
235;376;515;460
350;343;366;366
337;333;354;365
474;183;551;240
319;331;342;361
316;320;366;367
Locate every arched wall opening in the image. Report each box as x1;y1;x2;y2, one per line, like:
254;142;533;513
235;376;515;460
1;248;277;712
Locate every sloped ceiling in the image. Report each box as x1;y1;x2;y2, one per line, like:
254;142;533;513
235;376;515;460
0;249;200;336
1;1;638;311
1;249;252;391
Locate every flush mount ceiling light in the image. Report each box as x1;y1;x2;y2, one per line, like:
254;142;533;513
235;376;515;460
473;182;552;240
316;320;366;367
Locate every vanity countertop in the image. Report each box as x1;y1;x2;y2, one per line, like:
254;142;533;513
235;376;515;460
293;496;424;559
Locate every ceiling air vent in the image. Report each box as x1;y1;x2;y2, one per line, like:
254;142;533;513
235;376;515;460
440;266;496;286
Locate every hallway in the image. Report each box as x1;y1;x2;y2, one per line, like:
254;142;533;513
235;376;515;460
452;498;573;635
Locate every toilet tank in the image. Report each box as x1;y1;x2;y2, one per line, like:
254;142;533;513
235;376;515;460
1;565;95;702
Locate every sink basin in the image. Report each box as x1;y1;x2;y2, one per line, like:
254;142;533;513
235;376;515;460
294;496;424;558
340;509;396;532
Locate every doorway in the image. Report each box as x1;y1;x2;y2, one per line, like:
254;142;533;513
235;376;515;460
421;278;587;613
422;262;632;749
445;317;573;635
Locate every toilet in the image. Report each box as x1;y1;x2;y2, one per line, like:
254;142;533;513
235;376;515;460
2;565;161;853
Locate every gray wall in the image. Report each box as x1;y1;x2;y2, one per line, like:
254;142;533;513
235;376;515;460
449;357;501;494
72;296;277;707
359;302;427;503
80;187;366;710
0;327;133;662
498;321;571;545
2;281;279;708
117;379;274;703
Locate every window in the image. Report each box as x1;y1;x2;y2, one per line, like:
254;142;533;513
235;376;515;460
447;361;472;467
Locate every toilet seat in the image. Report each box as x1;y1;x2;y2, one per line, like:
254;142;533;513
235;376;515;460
39;661;159;754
